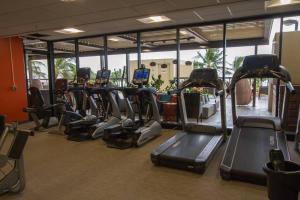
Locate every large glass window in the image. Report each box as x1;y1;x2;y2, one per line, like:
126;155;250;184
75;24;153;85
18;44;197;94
140;30;177;92
226;19;279;125
23;39;50;104
53;40;76;82
178;25;224;126
179;25;224;81
107;33;137;86
78;37;104;81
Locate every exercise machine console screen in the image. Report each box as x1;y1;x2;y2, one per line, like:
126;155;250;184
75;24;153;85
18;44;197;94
77;67;91;83
132;68;150;86
96;69;111;85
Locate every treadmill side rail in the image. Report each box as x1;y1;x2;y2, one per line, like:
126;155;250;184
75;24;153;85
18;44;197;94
151;132;186;157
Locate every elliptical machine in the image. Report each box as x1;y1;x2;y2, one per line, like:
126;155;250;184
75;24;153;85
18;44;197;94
103;68;161;149
65;69;122;141
0;116;34;195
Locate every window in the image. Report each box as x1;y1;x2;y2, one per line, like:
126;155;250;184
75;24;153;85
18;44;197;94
106;33;137;86
53;40;76;82
79;37;104;81
180;25;224;81
179;25;224;126
140;29;177;91
226;19;279;124
23;39;50;104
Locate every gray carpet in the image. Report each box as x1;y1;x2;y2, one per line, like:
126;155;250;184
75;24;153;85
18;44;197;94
1;128;300;200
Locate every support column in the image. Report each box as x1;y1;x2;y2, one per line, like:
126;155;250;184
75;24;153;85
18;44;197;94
137;32;141;69
176;28;180;89
75;39;80;70
222;23;227;82
47;41;55;105
253;45;258;107
126;53;130;85
276;17;284;117
104;35;108;69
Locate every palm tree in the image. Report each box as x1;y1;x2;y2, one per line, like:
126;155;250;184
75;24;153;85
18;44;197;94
193;48;231;75
30;60;47;79
232;56;244;71
54;58;76;80
111;68;123;86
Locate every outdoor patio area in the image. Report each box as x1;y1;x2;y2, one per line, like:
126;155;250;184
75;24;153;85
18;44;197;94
189;96;271;128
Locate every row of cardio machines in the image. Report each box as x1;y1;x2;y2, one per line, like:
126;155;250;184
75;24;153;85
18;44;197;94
151;54;296;185
25;66;161;148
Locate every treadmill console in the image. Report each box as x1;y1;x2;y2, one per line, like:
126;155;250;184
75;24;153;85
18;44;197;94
55;79;68;92
96;69;111;85
132;68;150;86
77;67;91;83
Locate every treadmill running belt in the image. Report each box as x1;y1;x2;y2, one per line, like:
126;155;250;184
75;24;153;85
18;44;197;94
221;127;290;185
232;128;275;176
161;134;215;161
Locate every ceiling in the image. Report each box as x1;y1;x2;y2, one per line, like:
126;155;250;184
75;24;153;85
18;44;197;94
23;18;272;55
1;0;300;41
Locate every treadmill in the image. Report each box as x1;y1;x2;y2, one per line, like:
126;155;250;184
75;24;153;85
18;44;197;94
151;68;227;174
220;54;295;185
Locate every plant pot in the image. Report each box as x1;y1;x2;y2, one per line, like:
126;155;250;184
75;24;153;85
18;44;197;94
236;79;252;105
184;93;201;118
264;161;300;200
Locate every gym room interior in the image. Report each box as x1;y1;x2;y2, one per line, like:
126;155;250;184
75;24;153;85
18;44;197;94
1;0;300;200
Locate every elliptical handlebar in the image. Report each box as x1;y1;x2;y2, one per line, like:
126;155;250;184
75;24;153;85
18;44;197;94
286;81;296;94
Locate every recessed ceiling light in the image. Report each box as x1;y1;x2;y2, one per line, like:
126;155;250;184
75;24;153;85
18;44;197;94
137;15;171;24
143;49;151;52
54;28;84;34
108;38;119;42
265;0;300;8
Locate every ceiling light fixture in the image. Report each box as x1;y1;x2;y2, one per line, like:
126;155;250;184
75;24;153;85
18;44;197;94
108;38;119;42
137;15;171;24
143;49;151;52
54;28;84;34
265;0;300;8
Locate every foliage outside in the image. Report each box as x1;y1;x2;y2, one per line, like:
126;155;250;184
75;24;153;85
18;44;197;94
193;48;232;75
150;74;164;92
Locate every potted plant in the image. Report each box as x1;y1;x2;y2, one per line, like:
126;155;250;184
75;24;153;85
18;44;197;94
150;74;164;92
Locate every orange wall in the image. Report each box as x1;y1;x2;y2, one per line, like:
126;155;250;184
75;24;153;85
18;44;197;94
0;37;28;122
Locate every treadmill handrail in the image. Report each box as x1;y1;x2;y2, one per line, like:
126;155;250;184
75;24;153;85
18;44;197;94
286;81;296;94
229;55;295;125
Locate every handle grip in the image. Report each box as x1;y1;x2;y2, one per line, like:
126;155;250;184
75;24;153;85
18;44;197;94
286;81;296;94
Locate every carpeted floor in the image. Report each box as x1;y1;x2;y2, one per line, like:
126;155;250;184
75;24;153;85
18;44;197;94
2;128;300;200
